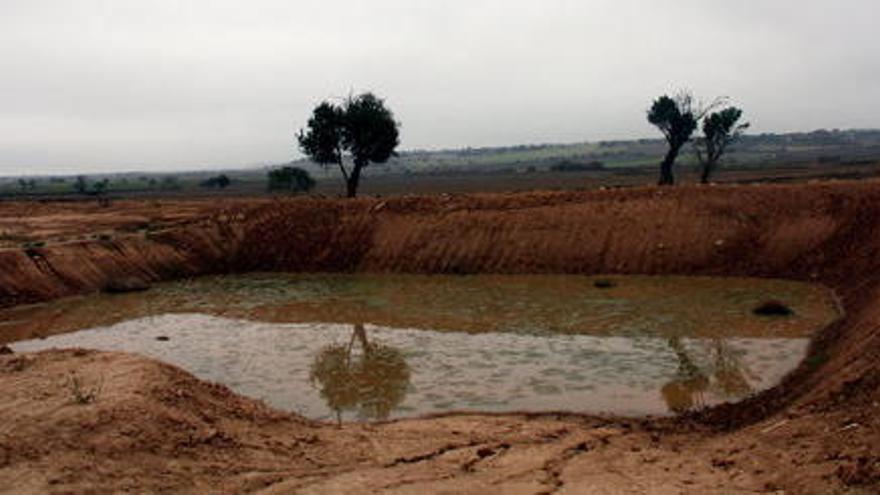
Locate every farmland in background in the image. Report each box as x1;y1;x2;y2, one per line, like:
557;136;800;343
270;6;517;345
3;128;880;199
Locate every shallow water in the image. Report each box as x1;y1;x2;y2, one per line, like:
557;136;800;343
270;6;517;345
6;273;839;421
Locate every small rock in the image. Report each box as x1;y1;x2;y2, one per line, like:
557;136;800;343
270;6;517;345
753;300;794;317
0;345;13;355
571;442;591;452
156;336;170;342
476;447;494;458
711;458;736;470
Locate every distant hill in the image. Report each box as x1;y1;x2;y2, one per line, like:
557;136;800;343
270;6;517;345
2;129;879;197
284;128;880;175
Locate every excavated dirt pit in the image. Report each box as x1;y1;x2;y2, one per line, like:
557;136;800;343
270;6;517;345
3;183;880;493
6;273;839;421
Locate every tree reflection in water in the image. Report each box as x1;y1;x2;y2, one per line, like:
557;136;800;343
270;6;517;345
309;323;411;423
661;337;756;414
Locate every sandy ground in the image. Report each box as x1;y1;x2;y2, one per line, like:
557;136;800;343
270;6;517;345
0;349;876;494
2;181;880;493
0;197;271;248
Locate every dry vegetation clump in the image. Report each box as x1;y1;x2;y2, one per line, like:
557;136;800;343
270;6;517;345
64;370;104;405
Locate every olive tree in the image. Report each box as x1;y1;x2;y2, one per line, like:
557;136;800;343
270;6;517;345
298;92;400;198
694;107;749;184
647;92;700;185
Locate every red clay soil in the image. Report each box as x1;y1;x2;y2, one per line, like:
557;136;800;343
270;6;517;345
2;181;880;493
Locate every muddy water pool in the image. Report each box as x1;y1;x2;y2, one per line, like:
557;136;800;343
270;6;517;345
5;274;839;421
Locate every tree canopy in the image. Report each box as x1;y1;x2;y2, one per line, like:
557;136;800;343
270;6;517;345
298;102;345;166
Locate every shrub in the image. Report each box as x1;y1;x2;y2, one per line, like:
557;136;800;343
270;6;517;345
267;166;315;194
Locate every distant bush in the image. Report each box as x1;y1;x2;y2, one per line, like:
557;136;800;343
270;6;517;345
267;166;315;194
842;158;876;166
549;160;604;172
200;174;231;189
73;175;89;194
71;176;111;206
160;176;181;190
17;179;36;191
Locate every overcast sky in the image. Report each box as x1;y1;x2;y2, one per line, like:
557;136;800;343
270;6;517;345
1;0;878;175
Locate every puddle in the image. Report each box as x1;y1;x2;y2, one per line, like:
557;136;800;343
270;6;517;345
5;274;839;421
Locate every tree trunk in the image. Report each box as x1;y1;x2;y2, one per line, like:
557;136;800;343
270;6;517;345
667;337;701;378
658;145;680;186
700;162;711;184
346;161;364;198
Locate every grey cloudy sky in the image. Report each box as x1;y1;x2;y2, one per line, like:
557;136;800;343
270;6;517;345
1;0;878;175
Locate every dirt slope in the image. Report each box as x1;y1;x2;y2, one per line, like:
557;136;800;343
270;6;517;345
2;181;880;493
